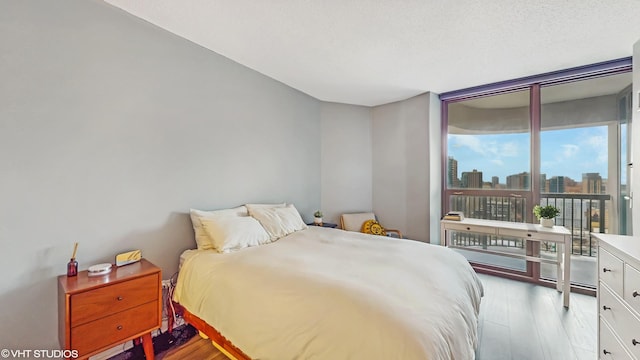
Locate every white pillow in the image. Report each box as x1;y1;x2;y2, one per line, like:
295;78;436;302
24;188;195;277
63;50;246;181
246;203;287;216
190;206;248;250
250;204;308;241
200;216;271;253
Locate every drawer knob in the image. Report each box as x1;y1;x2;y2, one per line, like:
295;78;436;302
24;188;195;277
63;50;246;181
633;339;639;346
603;268;611;273
466;227;470;231
602;305;611;311
633;291;639;298
603;349;611;355
117;296;124;301
117;325;123;330
527;233;532;237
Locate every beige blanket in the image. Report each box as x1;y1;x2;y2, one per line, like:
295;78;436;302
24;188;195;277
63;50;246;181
174;226;483;359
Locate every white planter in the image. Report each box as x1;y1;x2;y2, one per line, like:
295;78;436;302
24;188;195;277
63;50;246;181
540;218;554;228
314;217;323;225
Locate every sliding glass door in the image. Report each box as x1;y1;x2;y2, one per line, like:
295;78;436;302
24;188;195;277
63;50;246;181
446;89;532;274
539;73;632;287
441;59;632;290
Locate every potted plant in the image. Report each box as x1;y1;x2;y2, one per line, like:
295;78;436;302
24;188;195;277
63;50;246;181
533;205;561;228
313;210;323;225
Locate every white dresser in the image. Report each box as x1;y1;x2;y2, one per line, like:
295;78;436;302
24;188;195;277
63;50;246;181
593;233;640;359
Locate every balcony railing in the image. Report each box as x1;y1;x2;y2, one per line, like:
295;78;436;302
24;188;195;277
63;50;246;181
449;193;610;257
540;193;609;257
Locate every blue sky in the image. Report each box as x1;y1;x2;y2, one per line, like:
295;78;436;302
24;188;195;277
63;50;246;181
448;126;614;184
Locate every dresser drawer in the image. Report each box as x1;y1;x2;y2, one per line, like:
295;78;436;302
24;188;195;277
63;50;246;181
600;318;633;360
600;248;624;295
71;273;159;325
600;283;627;332
600;284;640;359
71;300;159;356
446;222;495;235
624;263;640;315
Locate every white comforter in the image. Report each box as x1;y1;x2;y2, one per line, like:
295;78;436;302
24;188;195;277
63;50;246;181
174;226;483;360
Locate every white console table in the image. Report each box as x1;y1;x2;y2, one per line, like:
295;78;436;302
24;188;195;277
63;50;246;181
440;218;572;308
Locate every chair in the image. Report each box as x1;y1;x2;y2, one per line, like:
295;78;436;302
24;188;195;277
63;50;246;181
339;212;403;238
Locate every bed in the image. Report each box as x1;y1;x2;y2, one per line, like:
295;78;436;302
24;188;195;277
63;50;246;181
173;209;484;360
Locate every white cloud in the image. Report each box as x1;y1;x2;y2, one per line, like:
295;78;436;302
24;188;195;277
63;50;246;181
451;135;520;158
562;144;579;158
491;159;504;166
585;135;606;149
500;142;519;157
450;135;487;155
585;135;607;164
485;142;499;157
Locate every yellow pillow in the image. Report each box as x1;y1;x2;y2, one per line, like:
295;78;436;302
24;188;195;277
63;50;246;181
361;219;387;236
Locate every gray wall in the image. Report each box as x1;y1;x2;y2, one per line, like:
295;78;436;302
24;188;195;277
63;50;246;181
0;0;320;351
633;39;640;234
320;103;373;224
428;93;443;244
0;0;441;353
320;96;439;241
371;93;434;242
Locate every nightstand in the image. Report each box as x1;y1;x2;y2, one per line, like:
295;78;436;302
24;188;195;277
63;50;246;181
307;222;338;228
58;259;161;359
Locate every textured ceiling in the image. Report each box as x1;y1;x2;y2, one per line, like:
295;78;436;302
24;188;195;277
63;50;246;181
103;0;640;106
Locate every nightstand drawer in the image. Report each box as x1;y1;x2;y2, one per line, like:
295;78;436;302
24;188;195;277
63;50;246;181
72;300;159;356
600;248;624;296
71;273;159;325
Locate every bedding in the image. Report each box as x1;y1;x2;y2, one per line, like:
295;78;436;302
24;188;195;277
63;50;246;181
200;216;271;253
190;206;249;250
249;204;308;241
190;204;287;251
174;226;484;360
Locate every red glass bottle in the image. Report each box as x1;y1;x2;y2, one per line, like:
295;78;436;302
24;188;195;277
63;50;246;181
67;258;78;277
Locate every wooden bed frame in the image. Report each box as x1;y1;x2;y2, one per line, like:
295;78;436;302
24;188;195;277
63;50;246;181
172;302;251;360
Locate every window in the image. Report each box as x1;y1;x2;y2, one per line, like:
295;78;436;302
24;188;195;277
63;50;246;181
446;89;531;222
441;59;632;289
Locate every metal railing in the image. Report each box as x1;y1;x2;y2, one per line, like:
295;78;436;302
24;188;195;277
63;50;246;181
449;193;610;257
540;193;609;257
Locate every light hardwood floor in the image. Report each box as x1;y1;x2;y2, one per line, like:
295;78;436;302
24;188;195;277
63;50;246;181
158;336;227;360
475;274;596;360
160;273;597;360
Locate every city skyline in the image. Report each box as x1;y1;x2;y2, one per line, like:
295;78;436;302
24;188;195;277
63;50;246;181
448;126;611;184
447;161;605;193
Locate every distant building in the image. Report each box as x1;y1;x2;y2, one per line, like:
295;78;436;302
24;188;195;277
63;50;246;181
582;173;603;194
563;177;581;193
548;176;566;193
461;169;483;188
448;157;460;187
491;176;499;188
540;174;547;192
506;172;530;189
